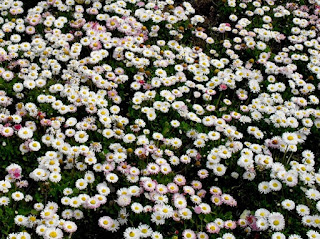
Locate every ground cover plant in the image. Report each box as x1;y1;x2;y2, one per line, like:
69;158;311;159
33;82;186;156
0;0;320;238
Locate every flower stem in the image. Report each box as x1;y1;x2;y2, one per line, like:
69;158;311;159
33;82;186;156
216;92;222;109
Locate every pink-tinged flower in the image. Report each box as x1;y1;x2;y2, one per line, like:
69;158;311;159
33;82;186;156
88;22;100;30
102;163;115;173
71;20;86;29
26;26;36;34
182;229;196;239
85;197;101;209
219;84;228;91
12;169;21;179
248;31;256;37
275;34;286;43
7;61;18;70
228;199;238;207
221;194;234;204
206;89;216;95
173;195;187;209
135;147;147;158
172;211;180;221
119;23;132;34
147;163;160;174
224;220;237;229
206;222;220;234
98;216;113;230
174;175;186;186
130;125;141;132
143;83;152;90
48;0;57;5
286;3;298;10
167;183;179;193
222;114;232;122
8;167;22;180
143;180;156;192
194;206;202;214
240;105;250;112
196;153;202;160
16;180;28;188
6;164;22;177
197;189;206;198
42;11;51;18
191;180;202;190
117;162;130;174
92;22;106;32
28;17;41;26
245;62;253;69
246;215;259;231
198;169;209;179
37;111;46;118
199;203;212;214
143;205;152;213
2;71;14;81
210;186;222;195
238;94;248;100
87;7;99;15
105;72;116;80
10;7;22;15
265;138;280;149
2;127;14;137
138;79;145;85
2;27;12;33
197;232;208;239
155;184;167;195
238;219;248;227
230;111;241;119
107;90;118;99
194;91;201;98
137;2;145;7
114;67;124;75
90;41;102;50
40;119;51;126
75;5;84;13
106;18;119;30
300;5;309;11
64;221;77;233
116;195;131;207
211;195;223;206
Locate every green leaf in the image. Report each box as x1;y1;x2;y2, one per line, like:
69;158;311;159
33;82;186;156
181;121;190;131
30;209;38;215
161;121;171;136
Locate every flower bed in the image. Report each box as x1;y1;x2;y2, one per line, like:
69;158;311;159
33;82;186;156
0;0;320;238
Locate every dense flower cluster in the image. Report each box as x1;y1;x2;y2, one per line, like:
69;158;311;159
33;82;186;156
0;0;320;238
